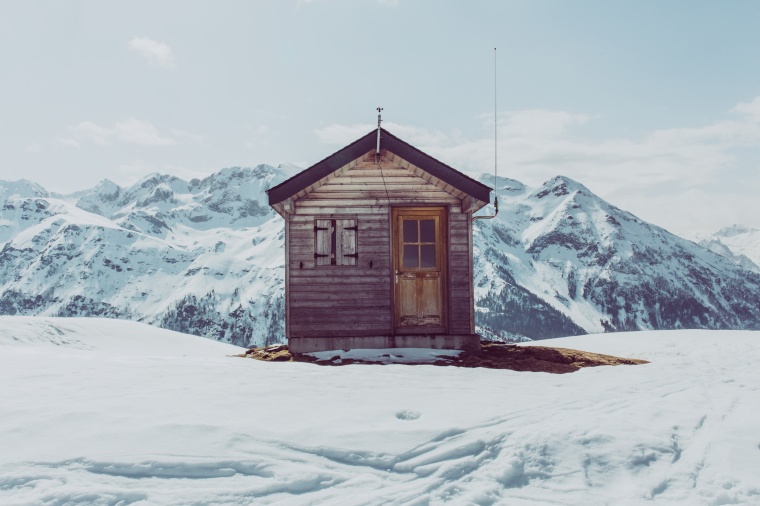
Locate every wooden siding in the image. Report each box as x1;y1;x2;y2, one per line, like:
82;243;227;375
449;208;474;334
288;211;393;337
286;151;474;338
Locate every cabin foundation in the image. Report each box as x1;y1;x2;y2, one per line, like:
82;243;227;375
288;334;481;355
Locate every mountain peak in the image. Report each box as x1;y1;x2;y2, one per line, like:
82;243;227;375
716;224;758;238
0;179;50;198
0;179;49;199
478;174;527;194
126;173;189;199
702;224;760;268
533;175;590;199
94;179;122;195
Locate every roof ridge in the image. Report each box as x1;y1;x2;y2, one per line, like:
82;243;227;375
267;126;492;205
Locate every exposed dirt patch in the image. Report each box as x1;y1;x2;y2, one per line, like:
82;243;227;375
237;341;648;374
243;344;293;362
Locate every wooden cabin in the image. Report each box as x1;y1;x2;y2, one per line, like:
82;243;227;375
266;127;491;354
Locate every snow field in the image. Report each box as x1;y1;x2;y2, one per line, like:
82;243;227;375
1;317;759;505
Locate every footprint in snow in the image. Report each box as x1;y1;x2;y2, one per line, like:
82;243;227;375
396;410;421;421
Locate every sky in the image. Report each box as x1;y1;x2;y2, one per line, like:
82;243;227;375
1;0;759;237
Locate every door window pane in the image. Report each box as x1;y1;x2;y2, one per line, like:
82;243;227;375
420;219;435;242
403;220;418;243
420;244;436;267
403;245;419;268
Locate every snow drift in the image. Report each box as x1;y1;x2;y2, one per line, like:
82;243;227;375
0;317;758;504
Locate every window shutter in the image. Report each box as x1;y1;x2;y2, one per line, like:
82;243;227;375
314;219;331;266
338;219;357;266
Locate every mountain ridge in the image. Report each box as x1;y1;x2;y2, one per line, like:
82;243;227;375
2;169;760;346
694;225;760;273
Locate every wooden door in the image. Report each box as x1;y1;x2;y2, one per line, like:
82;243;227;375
392;207;447;334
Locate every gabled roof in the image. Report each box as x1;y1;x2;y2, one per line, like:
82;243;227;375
266;128;492;205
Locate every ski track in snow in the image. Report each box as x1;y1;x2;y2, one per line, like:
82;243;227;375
1;318;759;505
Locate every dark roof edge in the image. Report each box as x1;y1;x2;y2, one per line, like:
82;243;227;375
379;129;492;203
267;127;492;205
267;130;376;205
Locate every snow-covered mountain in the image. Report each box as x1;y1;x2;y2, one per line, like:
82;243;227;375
0;167;288;347
694;225;760;273
3;170;760;345
473;175;760;340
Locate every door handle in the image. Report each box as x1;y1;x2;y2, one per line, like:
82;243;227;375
395;270;399;284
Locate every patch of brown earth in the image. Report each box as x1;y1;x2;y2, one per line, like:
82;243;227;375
241;344;293;362
237;341;648;374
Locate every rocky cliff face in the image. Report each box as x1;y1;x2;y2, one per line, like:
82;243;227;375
3;168;760;345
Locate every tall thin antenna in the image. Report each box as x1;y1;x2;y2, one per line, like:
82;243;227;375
473;48;500;222
494;47;498;193
375;106;383;159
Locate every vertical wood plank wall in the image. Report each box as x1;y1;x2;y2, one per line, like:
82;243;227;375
286;152;475;338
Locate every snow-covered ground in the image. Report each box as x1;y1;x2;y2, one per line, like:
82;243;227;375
1;317;758;505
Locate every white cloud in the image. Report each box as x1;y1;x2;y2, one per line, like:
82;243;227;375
169;128;207;144
58;118;203;147
117;159;157;176
732;96;760;120
113;118;177;145
317;104;759;193
69;121;112;146
76;118;174;146
245;124;275;148
314;123;373;145
313;96;760;235
55;136;80;148
128;36;176;69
